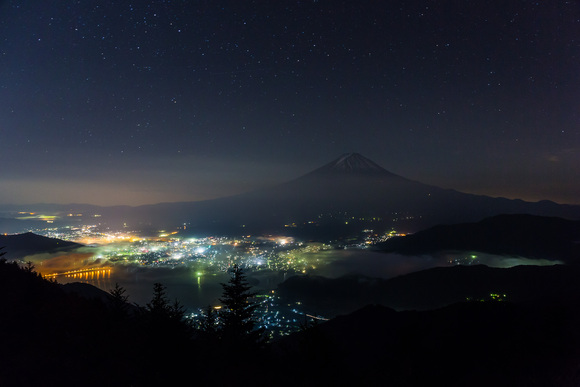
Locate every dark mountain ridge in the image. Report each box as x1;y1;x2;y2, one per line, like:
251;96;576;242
272;260;580;386
277;263;580;317
272;299;580;386
0;232;82;259
375;213;580;262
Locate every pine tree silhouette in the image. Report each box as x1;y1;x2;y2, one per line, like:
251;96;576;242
145;282;187;323
109;282;130;319
219;264;263;350
199;304;218;336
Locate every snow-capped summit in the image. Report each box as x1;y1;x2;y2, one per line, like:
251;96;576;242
323;153;386;173
304;152;403;178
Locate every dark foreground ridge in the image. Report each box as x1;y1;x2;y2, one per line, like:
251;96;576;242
273;300;580;387
2;255;580;386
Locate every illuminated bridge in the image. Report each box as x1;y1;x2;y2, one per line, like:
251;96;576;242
43;267;113;280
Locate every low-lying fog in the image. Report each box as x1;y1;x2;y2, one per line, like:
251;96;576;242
24;247;561;312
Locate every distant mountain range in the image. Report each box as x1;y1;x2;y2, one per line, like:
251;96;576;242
3;153;580;235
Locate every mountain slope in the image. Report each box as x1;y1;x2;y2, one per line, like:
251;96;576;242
277;263;580;316
122;153;580;233
375;214;580;262
0;232;82;259
272;299;580;386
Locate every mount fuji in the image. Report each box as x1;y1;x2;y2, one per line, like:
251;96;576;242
102;153;580;235
6;153;579;235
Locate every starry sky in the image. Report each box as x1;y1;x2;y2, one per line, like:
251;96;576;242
1;1;579;206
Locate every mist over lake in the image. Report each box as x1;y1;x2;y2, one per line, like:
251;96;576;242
43;248;560;312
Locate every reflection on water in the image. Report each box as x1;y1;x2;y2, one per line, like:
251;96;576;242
54;265;241;312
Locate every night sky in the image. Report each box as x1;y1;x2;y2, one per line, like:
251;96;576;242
1;1;579;206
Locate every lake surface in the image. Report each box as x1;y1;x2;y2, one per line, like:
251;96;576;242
50;249;561;312
54;262;309;311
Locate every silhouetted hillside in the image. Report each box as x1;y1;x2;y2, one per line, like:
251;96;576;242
277;264;580;316
3;255;579;386
0;259;194;386
272;300;580;386
376;214;580;262
0;232;82;259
